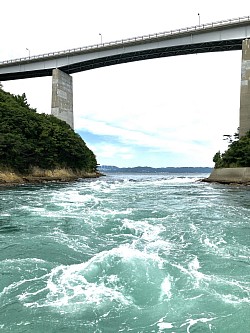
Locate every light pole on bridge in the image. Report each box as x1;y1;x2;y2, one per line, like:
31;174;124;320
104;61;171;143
198;13;200;26
99;33;103;44
26;48;30;58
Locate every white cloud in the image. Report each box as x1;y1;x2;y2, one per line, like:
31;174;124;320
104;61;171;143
1;0;248;167
89;143;135;161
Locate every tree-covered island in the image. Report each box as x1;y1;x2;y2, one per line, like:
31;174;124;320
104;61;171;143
0;86;100;185
204;129;250;184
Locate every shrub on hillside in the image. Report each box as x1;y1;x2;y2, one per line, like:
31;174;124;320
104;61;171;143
0;89;97;173
213;130;250;168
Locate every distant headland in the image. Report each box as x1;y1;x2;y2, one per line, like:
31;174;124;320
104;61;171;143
98;165;213;174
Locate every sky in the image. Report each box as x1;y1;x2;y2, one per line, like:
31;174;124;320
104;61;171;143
1;0;249;167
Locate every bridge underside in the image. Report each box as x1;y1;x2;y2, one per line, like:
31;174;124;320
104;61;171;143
0;36;249;135
64;39;243;75
0;39;243;81
52;38;250;134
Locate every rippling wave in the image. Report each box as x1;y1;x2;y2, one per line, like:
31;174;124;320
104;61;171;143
0;173;249;332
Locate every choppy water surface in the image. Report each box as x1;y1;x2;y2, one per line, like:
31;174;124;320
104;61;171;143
0;173;249;332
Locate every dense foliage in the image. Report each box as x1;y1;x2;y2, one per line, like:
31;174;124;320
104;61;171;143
213;130;250;168
0;88;97;173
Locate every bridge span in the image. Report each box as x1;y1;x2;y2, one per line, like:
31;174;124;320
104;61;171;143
0;16;250;135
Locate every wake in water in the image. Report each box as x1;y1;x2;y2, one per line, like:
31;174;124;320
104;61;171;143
0;173;249;332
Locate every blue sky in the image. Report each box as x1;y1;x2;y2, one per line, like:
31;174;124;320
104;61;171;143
1;0;249;167
78;129;187;167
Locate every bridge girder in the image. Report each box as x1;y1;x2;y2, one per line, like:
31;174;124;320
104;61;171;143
0;39;243;81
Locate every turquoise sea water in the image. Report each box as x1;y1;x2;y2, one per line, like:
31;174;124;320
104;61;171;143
0;173;249;332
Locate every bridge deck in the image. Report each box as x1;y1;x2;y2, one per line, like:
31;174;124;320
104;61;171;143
0;15;250;81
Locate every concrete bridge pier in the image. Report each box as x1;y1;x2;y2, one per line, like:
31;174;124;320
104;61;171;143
239;39;250;137
51;68;74;129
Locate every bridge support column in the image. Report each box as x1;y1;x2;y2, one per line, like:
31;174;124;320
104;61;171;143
239;39;250;138
51;68;74;129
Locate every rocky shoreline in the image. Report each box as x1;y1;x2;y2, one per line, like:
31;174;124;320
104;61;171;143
0;168;103;187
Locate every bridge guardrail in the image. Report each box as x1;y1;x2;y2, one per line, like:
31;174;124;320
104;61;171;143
0;15;249;66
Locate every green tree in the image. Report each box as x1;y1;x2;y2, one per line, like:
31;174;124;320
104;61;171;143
213;130;250;168
0;88;98;173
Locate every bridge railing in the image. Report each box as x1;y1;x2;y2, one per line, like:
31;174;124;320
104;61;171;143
1;15;250;65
